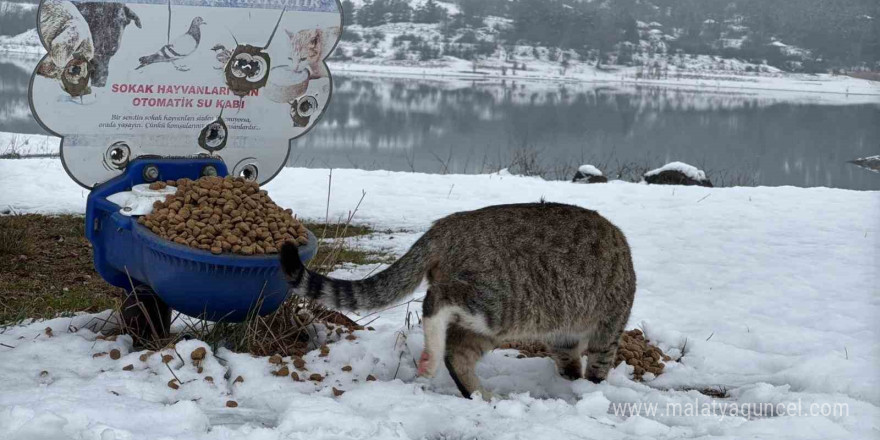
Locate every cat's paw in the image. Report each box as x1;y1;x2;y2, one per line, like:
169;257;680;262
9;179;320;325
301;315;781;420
471;389;495;402
417;351;438;378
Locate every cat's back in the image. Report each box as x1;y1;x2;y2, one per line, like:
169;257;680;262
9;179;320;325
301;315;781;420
429;202;624;245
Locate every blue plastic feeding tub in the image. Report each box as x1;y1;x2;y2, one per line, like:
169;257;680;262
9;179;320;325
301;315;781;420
85;158;317;322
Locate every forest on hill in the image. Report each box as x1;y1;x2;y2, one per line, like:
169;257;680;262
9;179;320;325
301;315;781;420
341;0;879;72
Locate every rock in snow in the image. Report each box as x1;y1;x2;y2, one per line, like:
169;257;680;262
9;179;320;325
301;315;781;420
849;155;880;173
572;164;608;183
644;162;713;187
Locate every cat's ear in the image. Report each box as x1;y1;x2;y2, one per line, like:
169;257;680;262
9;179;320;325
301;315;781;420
285;29;294;39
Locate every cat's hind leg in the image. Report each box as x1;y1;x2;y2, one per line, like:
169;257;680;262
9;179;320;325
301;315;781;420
419;282;488;378
585;317;626;383
445;324;495;399
418;287;452;378
549;335;586;380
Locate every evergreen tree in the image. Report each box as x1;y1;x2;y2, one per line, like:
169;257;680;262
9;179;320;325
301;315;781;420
341;0;355;26
414;0;448;24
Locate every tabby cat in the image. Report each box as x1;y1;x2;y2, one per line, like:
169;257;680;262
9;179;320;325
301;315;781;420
280;202;636;399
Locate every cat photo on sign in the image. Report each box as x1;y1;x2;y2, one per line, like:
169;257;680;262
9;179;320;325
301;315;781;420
37;0;95;97
285;26;340;80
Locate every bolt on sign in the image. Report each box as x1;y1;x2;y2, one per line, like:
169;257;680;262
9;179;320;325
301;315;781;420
30;0;342;187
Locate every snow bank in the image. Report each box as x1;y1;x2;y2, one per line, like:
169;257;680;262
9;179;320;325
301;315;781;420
0;132;61;157
1;158;878;439
645;161;708;182
0;29;42;54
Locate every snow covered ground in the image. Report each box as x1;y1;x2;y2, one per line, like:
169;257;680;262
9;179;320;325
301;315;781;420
1;158;878;439
0;131;60;157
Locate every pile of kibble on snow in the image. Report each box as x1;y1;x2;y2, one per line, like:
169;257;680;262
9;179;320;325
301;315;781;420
137;176;308;255
501;329;671;381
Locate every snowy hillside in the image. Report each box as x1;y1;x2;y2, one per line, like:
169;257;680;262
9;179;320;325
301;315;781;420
2;0;877;97
1;158;878;439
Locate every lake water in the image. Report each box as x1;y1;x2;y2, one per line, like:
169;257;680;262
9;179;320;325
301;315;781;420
3;53;879;190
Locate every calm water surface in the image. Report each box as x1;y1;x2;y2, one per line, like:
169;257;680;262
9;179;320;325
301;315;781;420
2;53;878;190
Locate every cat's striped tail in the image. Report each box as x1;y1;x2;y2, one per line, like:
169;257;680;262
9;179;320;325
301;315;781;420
279;235;431;311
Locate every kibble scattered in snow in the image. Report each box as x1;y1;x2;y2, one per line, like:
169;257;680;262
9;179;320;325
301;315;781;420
190;347;206;361
226;400;238;408
109;349;121;360
122;364;133;371
273;366;290;377
615;329;670;380
309;373;323;382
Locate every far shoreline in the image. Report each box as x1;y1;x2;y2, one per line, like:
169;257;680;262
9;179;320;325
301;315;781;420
330;62;880;102
1;44;878;105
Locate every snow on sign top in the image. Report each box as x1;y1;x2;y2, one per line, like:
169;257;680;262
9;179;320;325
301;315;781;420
29;0;342;188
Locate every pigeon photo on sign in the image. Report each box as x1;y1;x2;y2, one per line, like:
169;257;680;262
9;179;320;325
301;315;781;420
30;0;342;188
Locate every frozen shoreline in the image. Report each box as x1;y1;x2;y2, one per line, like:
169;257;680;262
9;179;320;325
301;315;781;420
329;58;880;104
3;36;877;105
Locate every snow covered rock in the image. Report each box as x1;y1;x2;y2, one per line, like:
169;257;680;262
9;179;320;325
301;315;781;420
572;164;608;184
644;162;712;187
849;155;880;173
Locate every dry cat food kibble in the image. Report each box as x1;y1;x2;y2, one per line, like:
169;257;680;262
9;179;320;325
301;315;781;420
137;176;309;255
615;329;671;380
502;328;671;381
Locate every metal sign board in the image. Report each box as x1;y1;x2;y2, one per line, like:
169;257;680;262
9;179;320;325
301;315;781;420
30;0;342;188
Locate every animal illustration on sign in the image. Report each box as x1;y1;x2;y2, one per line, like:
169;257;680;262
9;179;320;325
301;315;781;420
74;2;142;87
136;16;206;71
37;0;95;97
286;26;339;80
